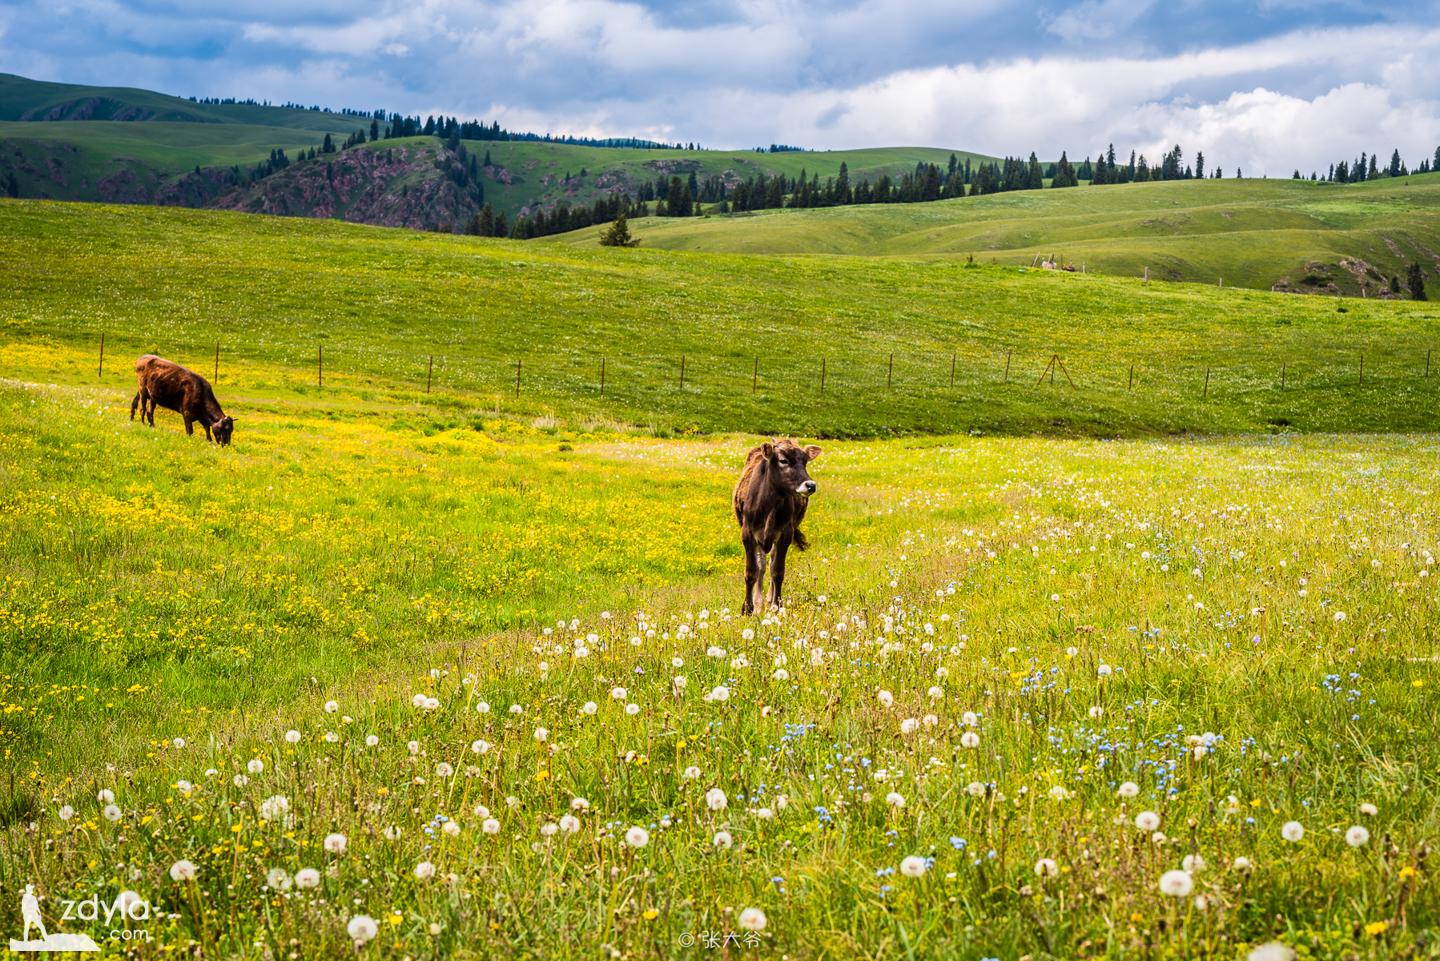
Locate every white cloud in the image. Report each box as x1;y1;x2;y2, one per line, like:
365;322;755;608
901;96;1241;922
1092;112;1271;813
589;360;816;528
2;0;1437;175
615;23;1440;172
1046;0;1156;42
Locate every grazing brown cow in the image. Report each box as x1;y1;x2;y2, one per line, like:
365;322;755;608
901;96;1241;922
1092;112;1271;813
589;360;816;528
733;438;822;614
130;354;235;445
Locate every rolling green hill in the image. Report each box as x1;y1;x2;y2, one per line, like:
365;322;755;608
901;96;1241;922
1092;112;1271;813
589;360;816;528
553;174;1440;296
0;120;346;201
4;198;1440;439
0;74;997;222
467;141;997;218
0;72;370;131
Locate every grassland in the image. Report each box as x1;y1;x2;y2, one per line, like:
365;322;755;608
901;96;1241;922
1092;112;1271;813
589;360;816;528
1;374;1437;959
2;199;1438;959
0;121;346;199
559;174;1440;295
5;200;1440;440
468;141;996;218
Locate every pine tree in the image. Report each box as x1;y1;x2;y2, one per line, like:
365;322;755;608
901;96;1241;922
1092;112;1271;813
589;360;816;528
1409;262;1428;301
1052;151;1078;188
478;203;495;237
599;212;640;247
1389;149;1402;177
666;176;688;216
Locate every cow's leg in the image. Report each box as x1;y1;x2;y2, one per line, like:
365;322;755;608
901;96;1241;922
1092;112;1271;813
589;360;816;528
145;397;156;426
741;533;760;615
768;533;792;609
183;415;194;436
203;422;213;442
130;391;140;421
751;544;769;613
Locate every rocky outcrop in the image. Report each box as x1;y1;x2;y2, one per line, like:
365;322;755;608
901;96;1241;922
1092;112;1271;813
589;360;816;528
0;138;488;232
204;143;484;232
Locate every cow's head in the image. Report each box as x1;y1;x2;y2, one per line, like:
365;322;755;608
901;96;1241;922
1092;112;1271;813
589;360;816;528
213;415;235;446
762;438;821;495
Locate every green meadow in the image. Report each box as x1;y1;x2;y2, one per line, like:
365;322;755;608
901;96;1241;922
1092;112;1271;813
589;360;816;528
4;199;1440;440
561;174;1440;294
1;199;1437;959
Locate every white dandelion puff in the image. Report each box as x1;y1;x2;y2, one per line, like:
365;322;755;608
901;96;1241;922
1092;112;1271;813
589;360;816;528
1159;870;1193;897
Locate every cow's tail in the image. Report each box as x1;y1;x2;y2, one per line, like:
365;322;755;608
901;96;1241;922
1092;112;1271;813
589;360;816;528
793;529;809;552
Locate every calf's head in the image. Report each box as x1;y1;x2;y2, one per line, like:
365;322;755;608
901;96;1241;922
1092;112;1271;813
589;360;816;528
213;415;235;446
762;439;822;495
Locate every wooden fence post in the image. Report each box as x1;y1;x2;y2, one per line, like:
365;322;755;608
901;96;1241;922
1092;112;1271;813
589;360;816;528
680;355;686;390
97;333;105;379
1359;354;1365;387
1203;367;1210;399
1035;355;1056;388
214;342;220;384
1143;266;1150;282
820;357;826;393
1427;349;1432;378
950;353;956;388
317;345;323;387
887;352;894;389
752;357;758;394
1128;364;1134;391
1004;351;1012;384
1281;362;1286;390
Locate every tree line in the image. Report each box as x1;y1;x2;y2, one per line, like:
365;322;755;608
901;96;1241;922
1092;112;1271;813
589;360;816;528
1307;147;1439;183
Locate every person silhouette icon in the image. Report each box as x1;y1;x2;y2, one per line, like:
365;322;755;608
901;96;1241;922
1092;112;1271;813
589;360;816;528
21;884;48;942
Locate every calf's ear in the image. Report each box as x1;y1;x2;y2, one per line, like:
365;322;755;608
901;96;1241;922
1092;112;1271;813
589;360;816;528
760;442;775;459
804;445;822;460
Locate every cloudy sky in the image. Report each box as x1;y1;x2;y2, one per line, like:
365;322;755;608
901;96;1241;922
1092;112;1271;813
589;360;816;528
3;0;1439;174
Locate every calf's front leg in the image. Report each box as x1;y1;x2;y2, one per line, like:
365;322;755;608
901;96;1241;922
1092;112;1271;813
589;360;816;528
741;534;760;615
768;533;792;609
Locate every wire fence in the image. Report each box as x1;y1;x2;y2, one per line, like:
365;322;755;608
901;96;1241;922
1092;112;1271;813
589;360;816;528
79;328;1440;432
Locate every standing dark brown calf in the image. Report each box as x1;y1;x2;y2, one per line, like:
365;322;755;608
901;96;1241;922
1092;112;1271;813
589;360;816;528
130;354;235;445
733;438;822;614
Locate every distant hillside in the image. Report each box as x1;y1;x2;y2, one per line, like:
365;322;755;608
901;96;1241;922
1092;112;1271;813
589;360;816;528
469;141;996;220
551;175;1440;297
0;73;371;131
0;74;1001;227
